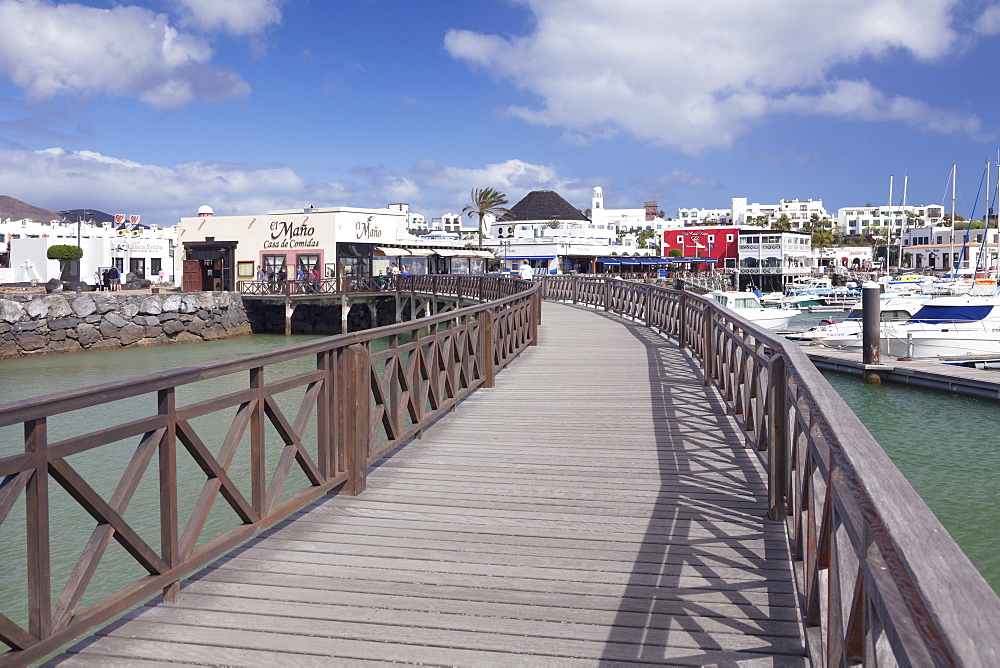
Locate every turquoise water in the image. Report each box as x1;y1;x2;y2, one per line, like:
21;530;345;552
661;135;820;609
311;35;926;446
822;372;999;592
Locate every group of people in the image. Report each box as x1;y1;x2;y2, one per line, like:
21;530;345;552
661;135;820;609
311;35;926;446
94;266;121;291
256;264;325;293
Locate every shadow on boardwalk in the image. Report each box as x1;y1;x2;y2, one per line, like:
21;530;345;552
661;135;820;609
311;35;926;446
590;311;805;665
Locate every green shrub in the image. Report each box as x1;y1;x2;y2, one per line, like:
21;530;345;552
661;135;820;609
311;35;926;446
47;244;83;261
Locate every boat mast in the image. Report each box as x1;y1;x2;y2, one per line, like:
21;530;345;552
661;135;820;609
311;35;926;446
887;174;893;273
950;164;956;276
898;174;907;273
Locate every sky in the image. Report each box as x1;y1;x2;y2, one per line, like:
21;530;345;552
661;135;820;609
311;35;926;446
2;0;1000;226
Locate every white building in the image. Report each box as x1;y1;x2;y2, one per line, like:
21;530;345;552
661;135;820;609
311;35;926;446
679;197;829;229
484;189;661;275
737;230;813;289
900;225;998;272
833;204;945;237
0;216;176;286
177;203;492;290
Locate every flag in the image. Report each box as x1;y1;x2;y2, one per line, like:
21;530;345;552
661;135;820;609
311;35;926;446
129;215;140;225
114;214;125;225
692;240;706;249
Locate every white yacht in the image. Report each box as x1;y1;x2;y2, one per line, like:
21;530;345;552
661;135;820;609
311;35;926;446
880;293;1000;358
707;291;801;330
797;297;925;348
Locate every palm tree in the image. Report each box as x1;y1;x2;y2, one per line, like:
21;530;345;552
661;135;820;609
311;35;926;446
463;187;511;247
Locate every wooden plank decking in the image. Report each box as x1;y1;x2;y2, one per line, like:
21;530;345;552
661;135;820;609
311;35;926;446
51;302;807;666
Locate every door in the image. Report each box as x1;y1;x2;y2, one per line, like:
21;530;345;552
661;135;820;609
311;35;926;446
182;260;202;292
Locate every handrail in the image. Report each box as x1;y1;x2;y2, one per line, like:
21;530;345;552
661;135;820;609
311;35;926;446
0;276;540;666
539;274;1000;667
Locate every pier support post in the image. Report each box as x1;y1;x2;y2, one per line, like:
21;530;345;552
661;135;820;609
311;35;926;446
861;282;882;384
283;299;294;336
341;294;350;333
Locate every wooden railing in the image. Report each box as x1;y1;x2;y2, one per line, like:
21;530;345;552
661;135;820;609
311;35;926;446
0;276;539;666
237;274;532;299
540;275;1000;667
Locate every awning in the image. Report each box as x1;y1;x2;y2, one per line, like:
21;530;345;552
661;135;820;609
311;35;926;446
620;259;641;265
432;248;460;257
470;250;495;258
403;248;435;257
375;246;411;256
597;258;621;264
502;255;555;260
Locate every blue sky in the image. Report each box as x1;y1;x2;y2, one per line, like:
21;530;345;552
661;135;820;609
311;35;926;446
2;0;1000;225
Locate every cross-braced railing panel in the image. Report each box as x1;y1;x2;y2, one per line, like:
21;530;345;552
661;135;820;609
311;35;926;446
545;275;1000;667
0;276;540;667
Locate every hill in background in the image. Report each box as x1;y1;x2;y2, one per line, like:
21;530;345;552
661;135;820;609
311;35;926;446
0;197;112;224
0;196;62;223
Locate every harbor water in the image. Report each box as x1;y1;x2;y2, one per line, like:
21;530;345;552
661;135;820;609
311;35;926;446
1;321;997;635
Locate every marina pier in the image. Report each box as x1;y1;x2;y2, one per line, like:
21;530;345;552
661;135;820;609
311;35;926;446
1;276;998;666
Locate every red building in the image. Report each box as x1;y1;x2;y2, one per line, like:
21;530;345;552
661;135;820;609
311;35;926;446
662;226;739;269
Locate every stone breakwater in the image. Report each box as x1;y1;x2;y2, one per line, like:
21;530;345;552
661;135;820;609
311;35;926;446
0;292;251;359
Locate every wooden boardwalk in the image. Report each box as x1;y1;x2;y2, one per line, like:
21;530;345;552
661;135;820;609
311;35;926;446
52;302;807;666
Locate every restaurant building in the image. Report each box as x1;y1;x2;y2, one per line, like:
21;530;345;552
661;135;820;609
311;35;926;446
177;204;491;291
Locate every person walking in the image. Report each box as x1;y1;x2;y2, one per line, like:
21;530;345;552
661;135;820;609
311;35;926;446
518;263;534;281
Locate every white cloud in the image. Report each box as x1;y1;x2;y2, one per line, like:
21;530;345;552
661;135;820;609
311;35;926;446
445;0;981;152
0;0;249;107
0;148;305;221
0;149;590;224
171;0;284;37
974;4;1000;34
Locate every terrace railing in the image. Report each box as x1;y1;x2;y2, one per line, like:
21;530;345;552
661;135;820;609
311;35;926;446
540;275;1000;667
0;276;539;666
237;274;533;299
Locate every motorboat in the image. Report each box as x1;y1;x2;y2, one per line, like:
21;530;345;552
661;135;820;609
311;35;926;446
707;290;801;330
795;297;925;347
880;294;1000;358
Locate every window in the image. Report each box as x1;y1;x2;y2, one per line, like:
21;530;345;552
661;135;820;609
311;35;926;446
708;235;715;242
237;261;254;278
726;234;733;242
151;258;162;276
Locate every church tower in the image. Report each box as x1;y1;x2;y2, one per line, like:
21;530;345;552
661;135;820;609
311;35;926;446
592;186;604;211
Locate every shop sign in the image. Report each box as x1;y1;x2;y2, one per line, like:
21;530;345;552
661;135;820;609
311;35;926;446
338;216;388;242
265;220;319;249
121;240;166;254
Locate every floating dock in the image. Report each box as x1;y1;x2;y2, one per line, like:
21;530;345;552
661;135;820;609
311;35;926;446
803;346;1000;402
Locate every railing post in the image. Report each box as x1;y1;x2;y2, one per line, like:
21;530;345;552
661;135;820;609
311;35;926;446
316;350;333;479
157;388;179;603
767;354;788;521
703;307;714;387
603;278;610;311
644;289;652;328
25;417;51;641
249;367;266;515
340;343;369;495
572;276;579;304
530;290;540;346
478;309;496;388
678;293;687;349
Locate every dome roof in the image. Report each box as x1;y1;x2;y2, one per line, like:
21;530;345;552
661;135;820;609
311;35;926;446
197;205;214;217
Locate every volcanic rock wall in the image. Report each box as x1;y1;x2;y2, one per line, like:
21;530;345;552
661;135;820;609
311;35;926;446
0;292;250;359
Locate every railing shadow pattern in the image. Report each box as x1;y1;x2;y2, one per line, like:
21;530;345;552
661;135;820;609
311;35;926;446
539;275;1000;667
0;276;539;666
